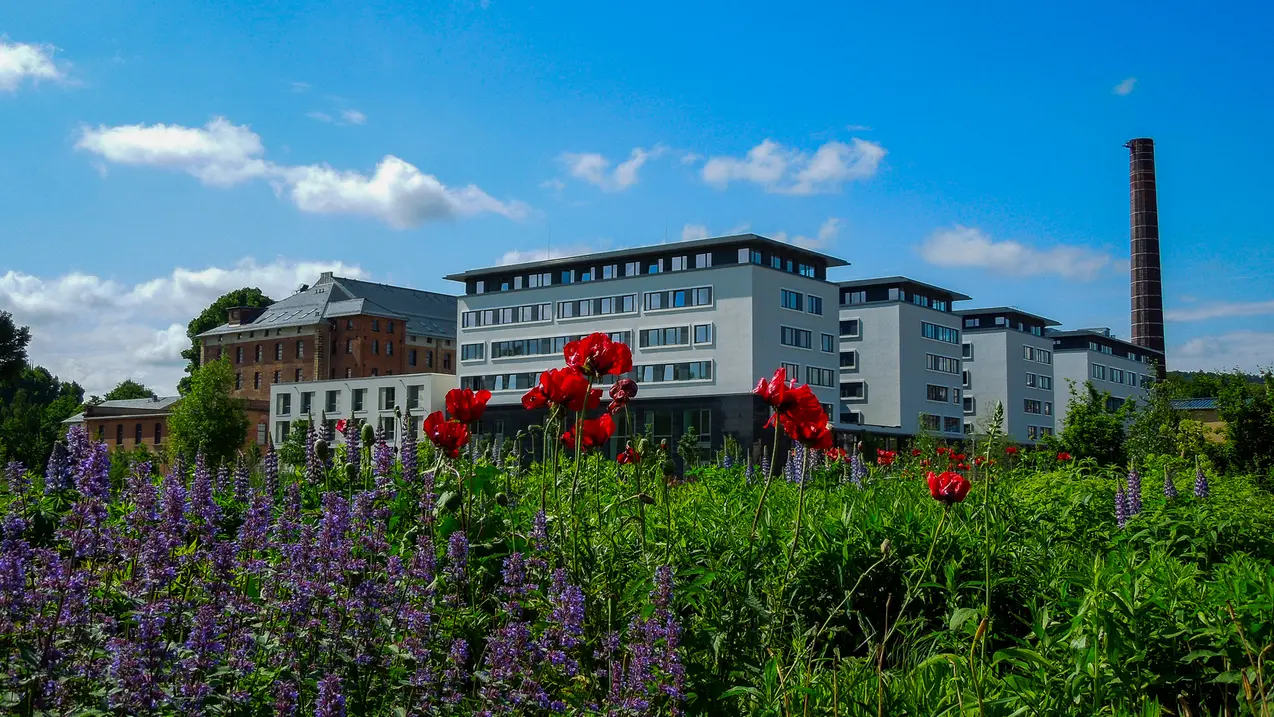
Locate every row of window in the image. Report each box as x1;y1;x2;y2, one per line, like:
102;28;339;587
839;319;861;338
98;422;164;445
229;340;306;364
640;325;712;348
462;303;554;328
920;414;964;434
921;321;961;345
276;384;427;416
1091;364;1150;387
840;286;951;312
477;331;634;361
1026;425;1054;440
460;360;717;392
476;253;719;294
779;289;825;316
926;384;961;404
1023;346;1053;364
739;248;818;277
965;315;1045;337
1024;372;1053;390
558;294;637;319
1023;399;1054;416
926;353;960;374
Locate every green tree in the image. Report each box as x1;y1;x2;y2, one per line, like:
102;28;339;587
103;379;157;401
0;310;32;383
1058;380;1130;466
1125;377;1180;462
0;364;85;472
167;358;250;467
1218;370;1274;474
179;288;274;394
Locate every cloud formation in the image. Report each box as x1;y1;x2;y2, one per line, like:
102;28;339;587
1113;77;1137;95
773;217;842;250
498;245;594;265
0;39;65;92
0;258;367;395
679;222;751;242
559;146;664;192
1165;299;1274;322
918;225;1113;281
1173;331;1274;373
702;138;885;195
76;117;526;228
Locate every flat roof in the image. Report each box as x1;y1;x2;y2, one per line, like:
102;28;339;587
837;276;973;301
1046;327;1166;356
443;233;849;282
957;306;1061;327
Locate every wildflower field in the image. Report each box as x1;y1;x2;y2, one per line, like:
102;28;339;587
2;334;1273;716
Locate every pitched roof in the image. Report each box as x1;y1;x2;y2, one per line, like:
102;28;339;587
62;395;183;424
196;274;458;339
1171;398;1219;411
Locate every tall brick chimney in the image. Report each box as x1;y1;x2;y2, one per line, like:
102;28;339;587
1126;138;1166;364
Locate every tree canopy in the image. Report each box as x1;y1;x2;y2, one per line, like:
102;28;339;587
103;379;157;401
0;364;85;473
0;310;32;384
179;287;274;394
1057;380;1131;466
167;358;250;467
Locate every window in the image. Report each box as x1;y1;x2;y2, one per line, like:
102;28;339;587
525;272;552;288
1092;364;1107;380
920;414;941;431
275;421;290;445
1110;368;1125;384
379;387;395;411
234;346;243;364
624;261;640;277
386;341;394;356
407;385;422;410
807;367;835;387
560;269;575;284
1028;425;1039;441
962;343;973;360
461;303;552;328
277;393;292;415
135;423;143;445
842;410;863;425
154;422;163;444
443;353;451;370
489;332;632;359
780;326;812;349
1044;401;1053;416
275;342;283;360
408;349;418;367
921;322;960;344
926;385;949;402
1036;349;1052;365
1039;375;1052;390
840;381;865;399
821;333;835;353
273;370;280;384
300;392;314;415
780;289;803;311
346;319;354;329
643;287;712;311
1024;399;1043;414
461;343;485;361
693;324;712;344
840;350;857;369
345;368;353;378
559;294;637;319
325;390;339;413
602;264;617;280
379;416;397;441
963;396;975;415
683;408;711;443
372;319;381;332
461;372;541;392
255;345;263;362
1023;346;1036;361
962;370;970;388
253;372;262;389
633;361;713;383
1026;372;1037;388
294;368;303;382
807;296;823;315
926;354;960;374
372;340;380;355
646;259;663;274
671;256;687;272
426;350;434;368
781;362;801;381
234;372;243;390
695;253;712;269
640;327;690;348
352;389;366;412
387;321;395;334
644;410;674;439
943;417;961;434
840;319;861;338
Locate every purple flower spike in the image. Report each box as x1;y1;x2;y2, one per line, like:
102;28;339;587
1126;467;1142;516
1115;485;1128;529
1163;468;1178;499
1194;462;1210;498
315;674;346;717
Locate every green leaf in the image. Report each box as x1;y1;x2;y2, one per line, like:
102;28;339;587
949;606;981;632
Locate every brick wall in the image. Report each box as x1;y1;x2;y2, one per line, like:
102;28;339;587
86;417;169;451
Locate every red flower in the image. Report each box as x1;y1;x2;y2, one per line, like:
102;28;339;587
1057;452;1072;461
445;387;492;424
952;453;967;462
335;418;348;434
936;447;949;456
974;456;986;466
423;411;470;459
755;368;826;434
784;419;834;450
876;449;897;467
928;470;971;505
606;378;639;415
617;444;641;465
563;333;633;378
1005;446;1019;455
911;448;923;456
561;413;616;451
956;462;970;471
825;447;849;463
920;458;931;467
521;367;602;412
752;367;790;409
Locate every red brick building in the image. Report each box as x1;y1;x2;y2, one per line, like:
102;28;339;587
63;395;272;453
198;272;458;404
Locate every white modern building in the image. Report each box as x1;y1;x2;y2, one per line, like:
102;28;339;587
836;277;970;438
958;307;1060;443
1049;328;1162;429
268;373;455;447
443;234;847;452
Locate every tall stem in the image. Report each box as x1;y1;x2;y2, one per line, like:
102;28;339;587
749;416;783;540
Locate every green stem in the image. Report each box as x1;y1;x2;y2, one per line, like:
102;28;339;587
748;416;783;541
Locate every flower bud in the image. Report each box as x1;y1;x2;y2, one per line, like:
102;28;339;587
361;423;375;447
637;492;655;505
314;438;329;462
495;492;509;506
880;539;891;556
346;463;358;482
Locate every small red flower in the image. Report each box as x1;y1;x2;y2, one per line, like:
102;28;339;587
521;367;602;412
920;458;931;467
561;413;616;451
335;418;348;434
564;333;633;378
606;378;639;415
936;447;949;456
974;455;986;466
825;447;849;463
927;470;971;505
1057;452;1072;461
952;453;967;462
445;387;492;424
876;449;897;467
617;444;641;465
956;462;970;471
785;420;834;450
423;411;470;459
911;448;923;456
1005;446;1018;455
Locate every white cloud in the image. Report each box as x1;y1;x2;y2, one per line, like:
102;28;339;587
539;178;565;193
1113;77;1137;96
498;245;593;265
341;109;367;125
76;116;526;227
289;81;311;93
559;145;664;192
1173;331;1274;373
1166;299;1274;322
307;111;334;123
0;258;367;395
680;152;703;165
845;124;872;131
772;217;842;250
918;225;1113;281
702;138;885;195
681;224;709;242
0;39;65;92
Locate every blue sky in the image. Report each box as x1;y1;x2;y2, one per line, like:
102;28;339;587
2;0;1272;394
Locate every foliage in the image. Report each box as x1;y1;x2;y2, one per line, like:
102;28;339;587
178;286;273;394
677;425;701;468
1218;370;1274;475
103;379;158;401
0;309;32;383
1126;374;1181;461
1162;369;1264;399
0;363;85;473
1058;379;1130;465
278;418;311;468
166;358;250;467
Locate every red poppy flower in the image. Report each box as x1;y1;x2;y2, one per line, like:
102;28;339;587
974;456;986;466
956;462;970;470
521;367;602;412
784;419;834;450
563;333;633;378
928;470;971;505
876;449;897;467
952;453;967;462
936;447;949;456
1005;446;1018;455
423;411;470;459
825;447;848;463
1057;452;1072;461
617;444;641;465
753;367;790;409
911;448;923;456
606;378;638;415
561;413;616;451
445;387;492;424
335;418;348;434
